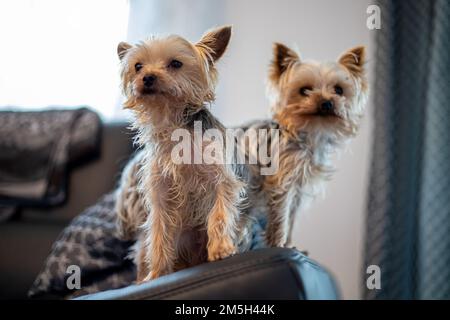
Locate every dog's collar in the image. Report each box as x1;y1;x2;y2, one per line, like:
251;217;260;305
182;104;205;119
182;104;217;131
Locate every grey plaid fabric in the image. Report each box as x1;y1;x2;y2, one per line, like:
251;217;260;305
28;193;136;299
364;0;450;299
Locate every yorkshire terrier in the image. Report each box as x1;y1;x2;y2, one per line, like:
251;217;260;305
115;26;245;282
243;43;368;247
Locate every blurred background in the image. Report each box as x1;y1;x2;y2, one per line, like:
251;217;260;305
0;0;448;300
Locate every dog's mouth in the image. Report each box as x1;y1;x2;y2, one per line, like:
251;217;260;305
298;110;341;120
141;88;159;95
288;106;341;119
316;111;341;118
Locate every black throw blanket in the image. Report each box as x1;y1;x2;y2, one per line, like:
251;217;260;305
0;108;101;218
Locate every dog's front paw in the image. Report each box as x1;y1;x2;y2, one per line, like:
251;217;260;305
265;233;287;248
137;270;160;284
207;238;236;262
283;242;296;249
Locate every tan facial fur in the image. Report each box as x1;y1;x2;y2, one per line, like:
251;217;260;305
268;43;368;139
117;26;231;128
119;37;211;108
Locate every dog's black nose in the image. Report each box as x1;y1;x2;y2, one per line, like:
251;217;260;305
143;75;156;87
320;100;334;113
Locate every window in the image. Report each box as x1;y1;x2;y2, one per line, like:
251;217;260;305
0;0;129;119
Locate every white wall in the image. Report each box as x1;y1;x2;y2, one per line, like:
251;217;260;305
215;0;374;300
127;0;374;299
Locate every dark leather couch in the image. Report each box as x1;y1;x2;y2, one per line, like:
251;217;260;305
77;247;338;300
0;122;339;300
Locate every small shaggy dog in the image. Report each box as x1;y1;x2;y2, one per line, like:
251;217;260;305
243;43;369;247
115;26;246;282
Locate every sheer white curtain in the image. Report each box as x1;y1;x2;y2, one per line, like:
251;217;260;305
126;0;223;44
0;0;129;120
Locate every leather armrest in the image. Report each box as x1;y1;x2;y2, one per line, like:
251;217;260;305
76;248;339;300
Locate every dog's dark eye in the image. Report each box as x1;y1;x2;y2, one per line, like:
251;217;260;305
169;59;183;69
135;63;143;72
299;86;312;96
334;85;344;95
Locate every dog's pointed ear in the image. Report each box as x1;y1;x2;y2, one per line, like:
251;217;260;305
117;42;132;60
196;25;232;63
269;42;300;83
338;46;366;77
